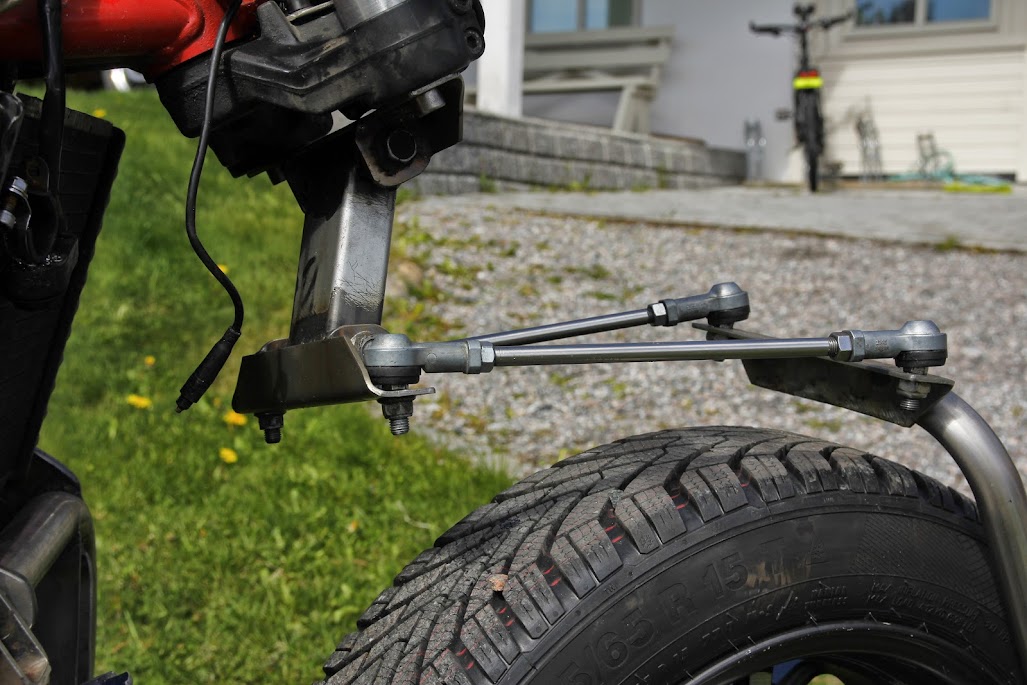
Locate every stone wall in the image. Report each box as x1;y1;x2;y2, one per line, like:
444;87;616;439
408;109;746;195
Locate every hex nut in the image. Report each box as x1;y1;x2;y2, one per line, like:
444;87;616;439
896;377;930;400
832;332;854;361
648;302;668;325
380;400;414;420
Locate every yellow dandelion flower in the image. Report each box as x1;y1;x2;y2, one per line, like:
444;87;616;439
126;394;152;409
217;264;229;274
346;520;359;534
222;410;247;427
144;355;156;367
219;447;239;464
92;108;107;119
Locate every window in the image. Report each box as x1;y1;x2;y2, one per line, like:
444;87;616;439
855;0;991;26
528;0;638;33
856;0;915;25
927;0;990;21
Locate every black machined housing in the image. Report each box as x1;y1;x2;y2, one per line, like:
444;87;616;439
156;0;485;177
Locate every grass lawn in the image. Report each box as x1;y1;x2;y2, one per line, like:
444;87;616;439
36;89;511;683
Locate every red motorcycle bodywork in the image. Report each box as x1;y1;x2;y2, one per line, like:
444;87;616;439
0;0;265;76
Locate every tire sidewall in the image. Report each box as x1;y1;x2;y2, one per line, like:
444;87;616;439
506;497;1018;684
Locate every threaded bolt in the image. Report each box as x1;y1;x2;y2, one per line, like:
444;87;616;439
256;412;285;445
389;417;410;436
380;396;414;436
899;397;921;412
897;370;929;414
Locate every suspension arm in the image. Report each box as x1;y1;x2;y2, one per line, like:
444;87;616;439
487;338;833;368
470;282;751;346
360;321;946;377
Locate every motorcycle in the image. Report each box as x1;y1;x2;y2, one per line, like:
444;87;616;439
0;1;1025;683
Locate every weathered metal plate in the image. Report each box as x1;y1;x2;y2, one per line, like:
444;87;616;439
232;325;433;415
696;324;954;427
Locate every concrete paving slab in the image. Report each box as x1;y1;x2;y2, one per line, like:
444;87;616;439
469;186;1027;252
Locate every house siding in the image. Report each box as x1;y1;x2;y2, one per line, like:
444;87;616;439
821;49;1026;178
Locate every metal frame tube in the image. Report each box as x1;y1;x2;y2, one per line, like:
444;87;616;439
288;164;396;345
0;0;264;75
916;393;1027;678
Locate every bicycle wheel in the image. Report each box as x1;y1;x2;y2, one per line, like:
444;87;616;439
801;99;821;193
320;427;1021;684
806;146;819;193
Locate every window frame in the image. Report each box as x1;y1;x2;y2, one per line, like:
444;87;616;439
526;0;642;34
851;0;997;36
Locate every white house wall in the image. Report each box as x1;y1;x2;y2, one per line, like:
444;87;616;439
470;0;799;181
642;0;796;181
821;50;1025;178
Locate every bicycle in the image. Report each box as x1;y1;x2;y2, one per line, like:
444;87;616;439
750;4;852;192
0;1;1025;684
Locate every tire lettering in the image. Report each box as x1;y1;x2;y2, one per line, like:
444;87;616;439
661;582;696;620
721;552;748;589
702;554;750;598
597;631;629;668
702;563;724;598
624;608;655;647
558;662;593;684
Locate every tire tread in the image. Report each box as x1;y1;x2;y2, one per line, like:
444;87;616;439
319;426;982;683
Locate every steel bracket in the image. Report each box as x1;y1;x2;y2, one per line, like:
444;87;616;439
232;325;434;416
695;324;954;427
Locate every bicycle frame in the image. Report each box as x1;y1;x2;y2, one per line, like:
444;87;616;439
1;0;1026;682
0;0;262;76
750;4;850;190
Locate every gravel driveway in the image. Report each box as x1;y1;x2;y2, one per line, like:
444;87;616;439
389;193;1026;495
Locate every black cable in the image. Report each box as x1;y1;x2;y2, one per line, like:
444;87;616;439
29;0;66;264
176;0;245;413
38;0;64;198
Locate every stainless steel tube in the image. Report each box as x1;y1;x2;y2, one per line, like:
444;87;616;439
492;338;833;366
472;309;652;346
917;392;1027;678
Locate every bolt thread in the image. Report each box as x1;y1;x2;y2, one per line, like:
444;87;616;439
899;398;920;412
264;428;282;444
389;417;410;436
